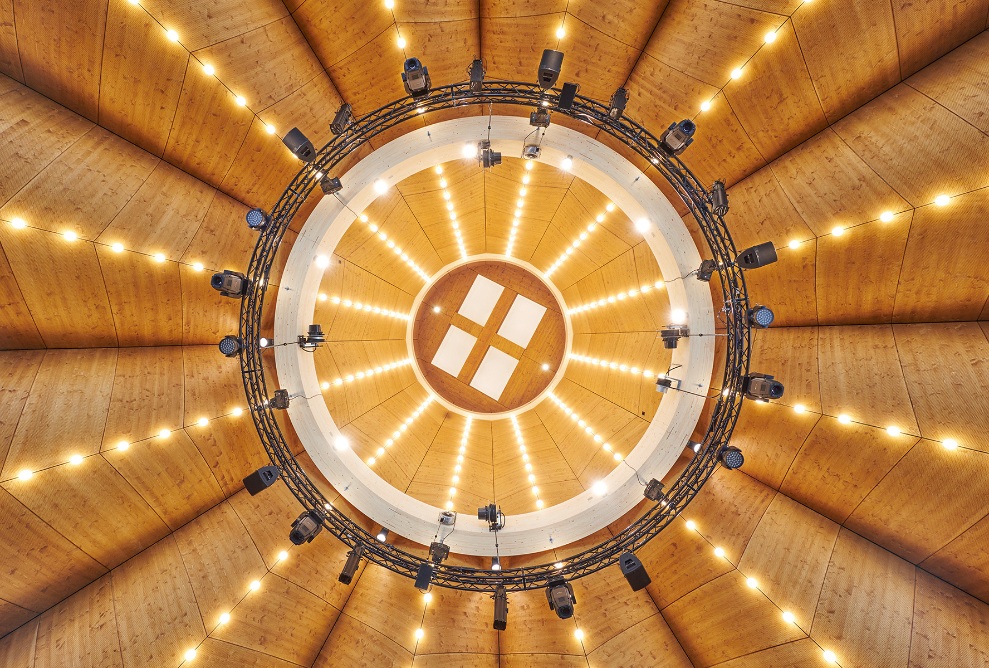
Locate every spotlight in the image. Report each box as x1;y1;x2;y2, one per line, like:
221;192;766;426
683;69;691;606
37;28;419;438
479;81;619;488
330;103;353;135
742;373;784;401
660;119;696;155
719;446;744;470
529;108;551;128
283;127;316;163
289;510;323;545
560;155;573;171
245;207;270;230
491;556;502;571
661;325;689;349
298;324;326;352
339;544;363;585
493;586;508;630
243;465;280;496
696;259;717;282
320;176;342;195
468;58;485;92
688;440;702;454
558;82;579;110
481;147;502;168
210;270;248;298
402;57;431;98
268;389;290;410
428;541;450;564
748;305;775;328
537;49;564;89
414;562;433;592
656;376;681;394
735;241;778;269
522;143;541;160
546;578;576;619
608;87;629;120
218;335;243;358
376;528;389;542
643;479;666;502
619;552;652;592
711;180;729;216
478;503;505;531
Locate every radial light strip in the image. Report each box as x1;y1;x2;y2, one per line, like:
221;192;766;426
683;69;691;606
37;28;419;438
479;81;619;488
358;216;431;280
567;279;665;314
445;417;473;510
320;294;410;320
510;416;544;509
435;167;468;259
505;181;530;257
367;396;433;467
568;353;658;380
546;393;623;462
544;202;615;277
321;358;412;390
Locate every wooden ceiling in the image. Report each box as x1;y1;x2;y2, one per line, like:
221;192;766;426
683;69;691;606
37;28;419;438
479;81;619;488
1;0;989;665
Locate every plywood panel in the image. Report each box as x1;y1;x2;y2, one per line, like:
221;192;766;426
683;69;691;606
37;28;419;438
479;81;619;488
909;570;989;666
191;638;299;667
0;599;35;643
264;72;343;153
182;345;244;424
0;1;22;81
180;189;253;272
138;0;289;51
0;247;43;349
567;566;657;654
328;28;410;115
415;587;498;655
893;0;989;77
111;535;205;667
99;0;189;156
315;613;413;667
498;588;584;656
97;249;185;346
293;0;393;69
185;415;268;496
723;167;815;253
586;612;691;668
102;347;183;448
741;238;818;326
921;511;989;605
908;30;989;134
180;262;242;344
635;518;734;609
338;564;427;654
0;350;43;472
220;117;307;211
728;402;819;491
2;348;115;478
811;528;915;668
751;327;821;413
34;576;121;668
713;638;833;668
0;618;39;667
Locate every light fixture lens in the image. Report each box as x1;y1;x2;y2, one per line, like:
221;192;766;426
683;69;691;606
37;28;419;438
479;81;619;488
837;414;851;424
685;520;697;531
117;441;129;451
192;262;204;271
158;429;170;438
63;230;77;241
265;123;276;135
714;546;725;558
249;580;261;591
396;36;406;49
746;577;758;588
832;226;844;237
235;95;247;107
886;425;901;436
316;255;330;268
423;592;433;603
153;253;166;263
17;469;32;480
277;550;289;561
112;242;124;253
218;612;230;624
231;407;243;417
591;481;607;496
198;417;208;427
556;26;565;39
384;0;394;7
782;611;795;624
166;29;179;42
793;404;806;413
700;100;712;112
414;628;424;640
823;650;837;664
184;648;196;661
574;628;584;640
541;363;550;371
788;239;800;249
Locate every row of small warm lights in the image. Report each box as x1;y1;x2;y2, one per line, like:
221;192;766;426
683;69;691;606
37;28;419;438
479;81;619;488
505;174;530;257
568;353;659;380
545;202;616;276
7;217;208;271
320;358;412;391
319;294;410;320
178;548;291;664
381;0;410;50
348;214;431;281
444;417;473;510
434;166;468;259
567;280;668;314
547;393;623;467
680;516;840;665
11;408;243;483
366;396;433;467
511;415;545;509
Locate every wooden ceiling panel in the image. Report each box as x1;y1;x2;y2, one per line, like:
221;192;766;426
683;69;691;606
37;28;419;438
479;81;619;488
568;332;661;416
328;29;410;115
0;620;38;666
567;559;658;654
265;72;344;153
769;127;911;236
644;0;784;89
221;118;305;210
0;2;21;81
586;612;692;668
416;588;498;655
549;17;640;104
100;0;189;157
724;21;827;162
815;213;910;324
568;0;667;51
192;638;299;667
1;348;116;479
138;0;289;52
12;0;106;120
2;456;170;570
293;0;394;69
793;0;900;123
395;0;479;23
486;170;567;222
344;386;437;479
567;179;636;247
183;346;244;425
739;239;818;327
679;95;767;188
185;415;269;497
398;19;481;92
480;14;564;83
110;535;205;668
33;577;121;668
314;614;412;668
908;30;989;134
728;403;818;490
921;512;989;608
340;564;429;653
102;347;184;448
0;350;43;469
910;570;989;667
832;84;989;207
708;638;832;668
662;570;806;666
498;588;584;655
625;54;719;139
892;0;989;78
737;494;838;631
180;263;242;344
812;528;915;668
751;326;821;413
97;249;185;346
180;189;253;272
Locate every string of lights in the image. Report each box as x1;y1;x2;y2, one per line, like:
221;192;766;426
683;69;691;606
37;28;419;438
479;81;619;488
319;294;411;320
366;396;433;468
444;416;473;510
505;177;530;257
546;392;624;466
510;415;545;510
544;202;615;277
318;358;413;391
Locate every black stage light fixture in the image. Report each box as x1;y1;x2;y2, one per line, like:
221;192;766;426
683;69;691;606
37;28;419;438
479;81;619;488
289;510;323;545
330;103;353;135
268;389;290;410
743;373;784;401
537;49;564;89
546;578;576;620
688;440;702;454
243;465;280;496
719;445;744;470
522;143;541;160
656;376;681;394
530;108;551;128
414;562;433;592
218;335;243;358
283;127;316;163
376;527;389;543
558;82;579;110
402;57;431;98
711;180;729;216
320;176;343;195
298;324;326;352
481;147;502;168
478;504;505;531
660;119;696;155
643;478;666;502
491;556;502;571
468;58;485;92
339;544;364;585
661;325;689;350
211;270;248;298
619;552;652;592
748;305;775;328
246;207;270;231
608;87;629;120
493;586;508;630
735;241;778;270
696;259;717;282
428;541;450;565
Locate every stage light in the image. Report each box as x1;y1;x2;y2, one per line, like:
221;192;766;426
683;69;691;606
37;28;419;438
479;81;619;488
283;127;316;163
339;544;363;585
376;528;389;542
402;57;431;98
735;241;778;269
537;49;564;89
478;504;505;531
748;305;774;328
493;586;508;630
468;58;485;92
522;143;541;160
530;108;551;128
661;325;689;349
491;556;502;571
591;480;607;496
320;176;343;195
428;541;450;564
711;180;729;216
330;103;353;135
298;324;325;351
334;435;350;451
218;336;242;358
243;465;280;495
268;389;290;410
643;479;666;502
546;578;576;619
689;440;702;453
619;552;651;591
481;147;502;168
696;259;717;282
558;82;579;110
719;446;744;470
742;373;784;400
246;208;270;230
660;119;696;155
560;155;573;171
608;87;629;120
414;562;433;591
289;510;323;545
655;376;681;394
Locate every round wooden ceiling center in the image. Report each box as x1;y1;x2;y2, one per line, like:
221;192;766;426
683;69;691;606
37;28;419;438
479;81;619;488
412;261;566;413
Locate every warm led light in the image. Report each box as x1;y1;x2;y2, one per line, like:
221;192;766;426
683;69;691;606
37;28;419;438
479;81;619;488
218;612;231;625
373;179;388;193
782;611;795;624
117;440;129;451
832;226;844;236
17;469;32;480
700;100;712;112
880;211;894;222
685;520;697;531
434;165;443;174
158;429;170;439
746;577;758;589
396;36;406;49
203;63;215;76
556;26;565;39
111;242;124;253
574;629;584;640
69;454;84;465
793;404;805;413
235;95;246;106
670;309;687;324
153;253;166;263
886;425;901;436
63;230;78;241
384;0;394;7
934;194;950;206
249;580;261;591
541;363;550;371
764;30;777;43
231;407;243;417
414;628;424;640
192;262;204;271
277;550;289;561
334;436;350;451
823;650;837;664
560;156;573;171
943;438;958;450
423;592;432;603
591;481;607;496
316;255;330;268
197;417;209;427
730;67;743;79
634;218;651;233
432;305;441;313
837;414;851;424
554;562;564;569
265;123;276;135
166;29;179;42
788;239;800;249
714;546;725;558
184;648;196;661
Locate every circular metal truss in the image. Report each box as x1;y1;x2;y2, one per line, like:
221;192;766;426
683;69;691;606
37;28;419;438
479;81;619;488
238;79;752;594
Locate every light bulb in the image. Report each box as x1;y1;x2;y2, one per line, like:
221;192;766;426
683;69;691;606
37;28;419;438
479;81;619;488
203;63;215;76
556;26;565;39
934;194;950;206
235;95;246;107
880;211;894;222
764;31;777;43
730;67;743;79
166;29;179;42
112;243;124;253
700;100;712;112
